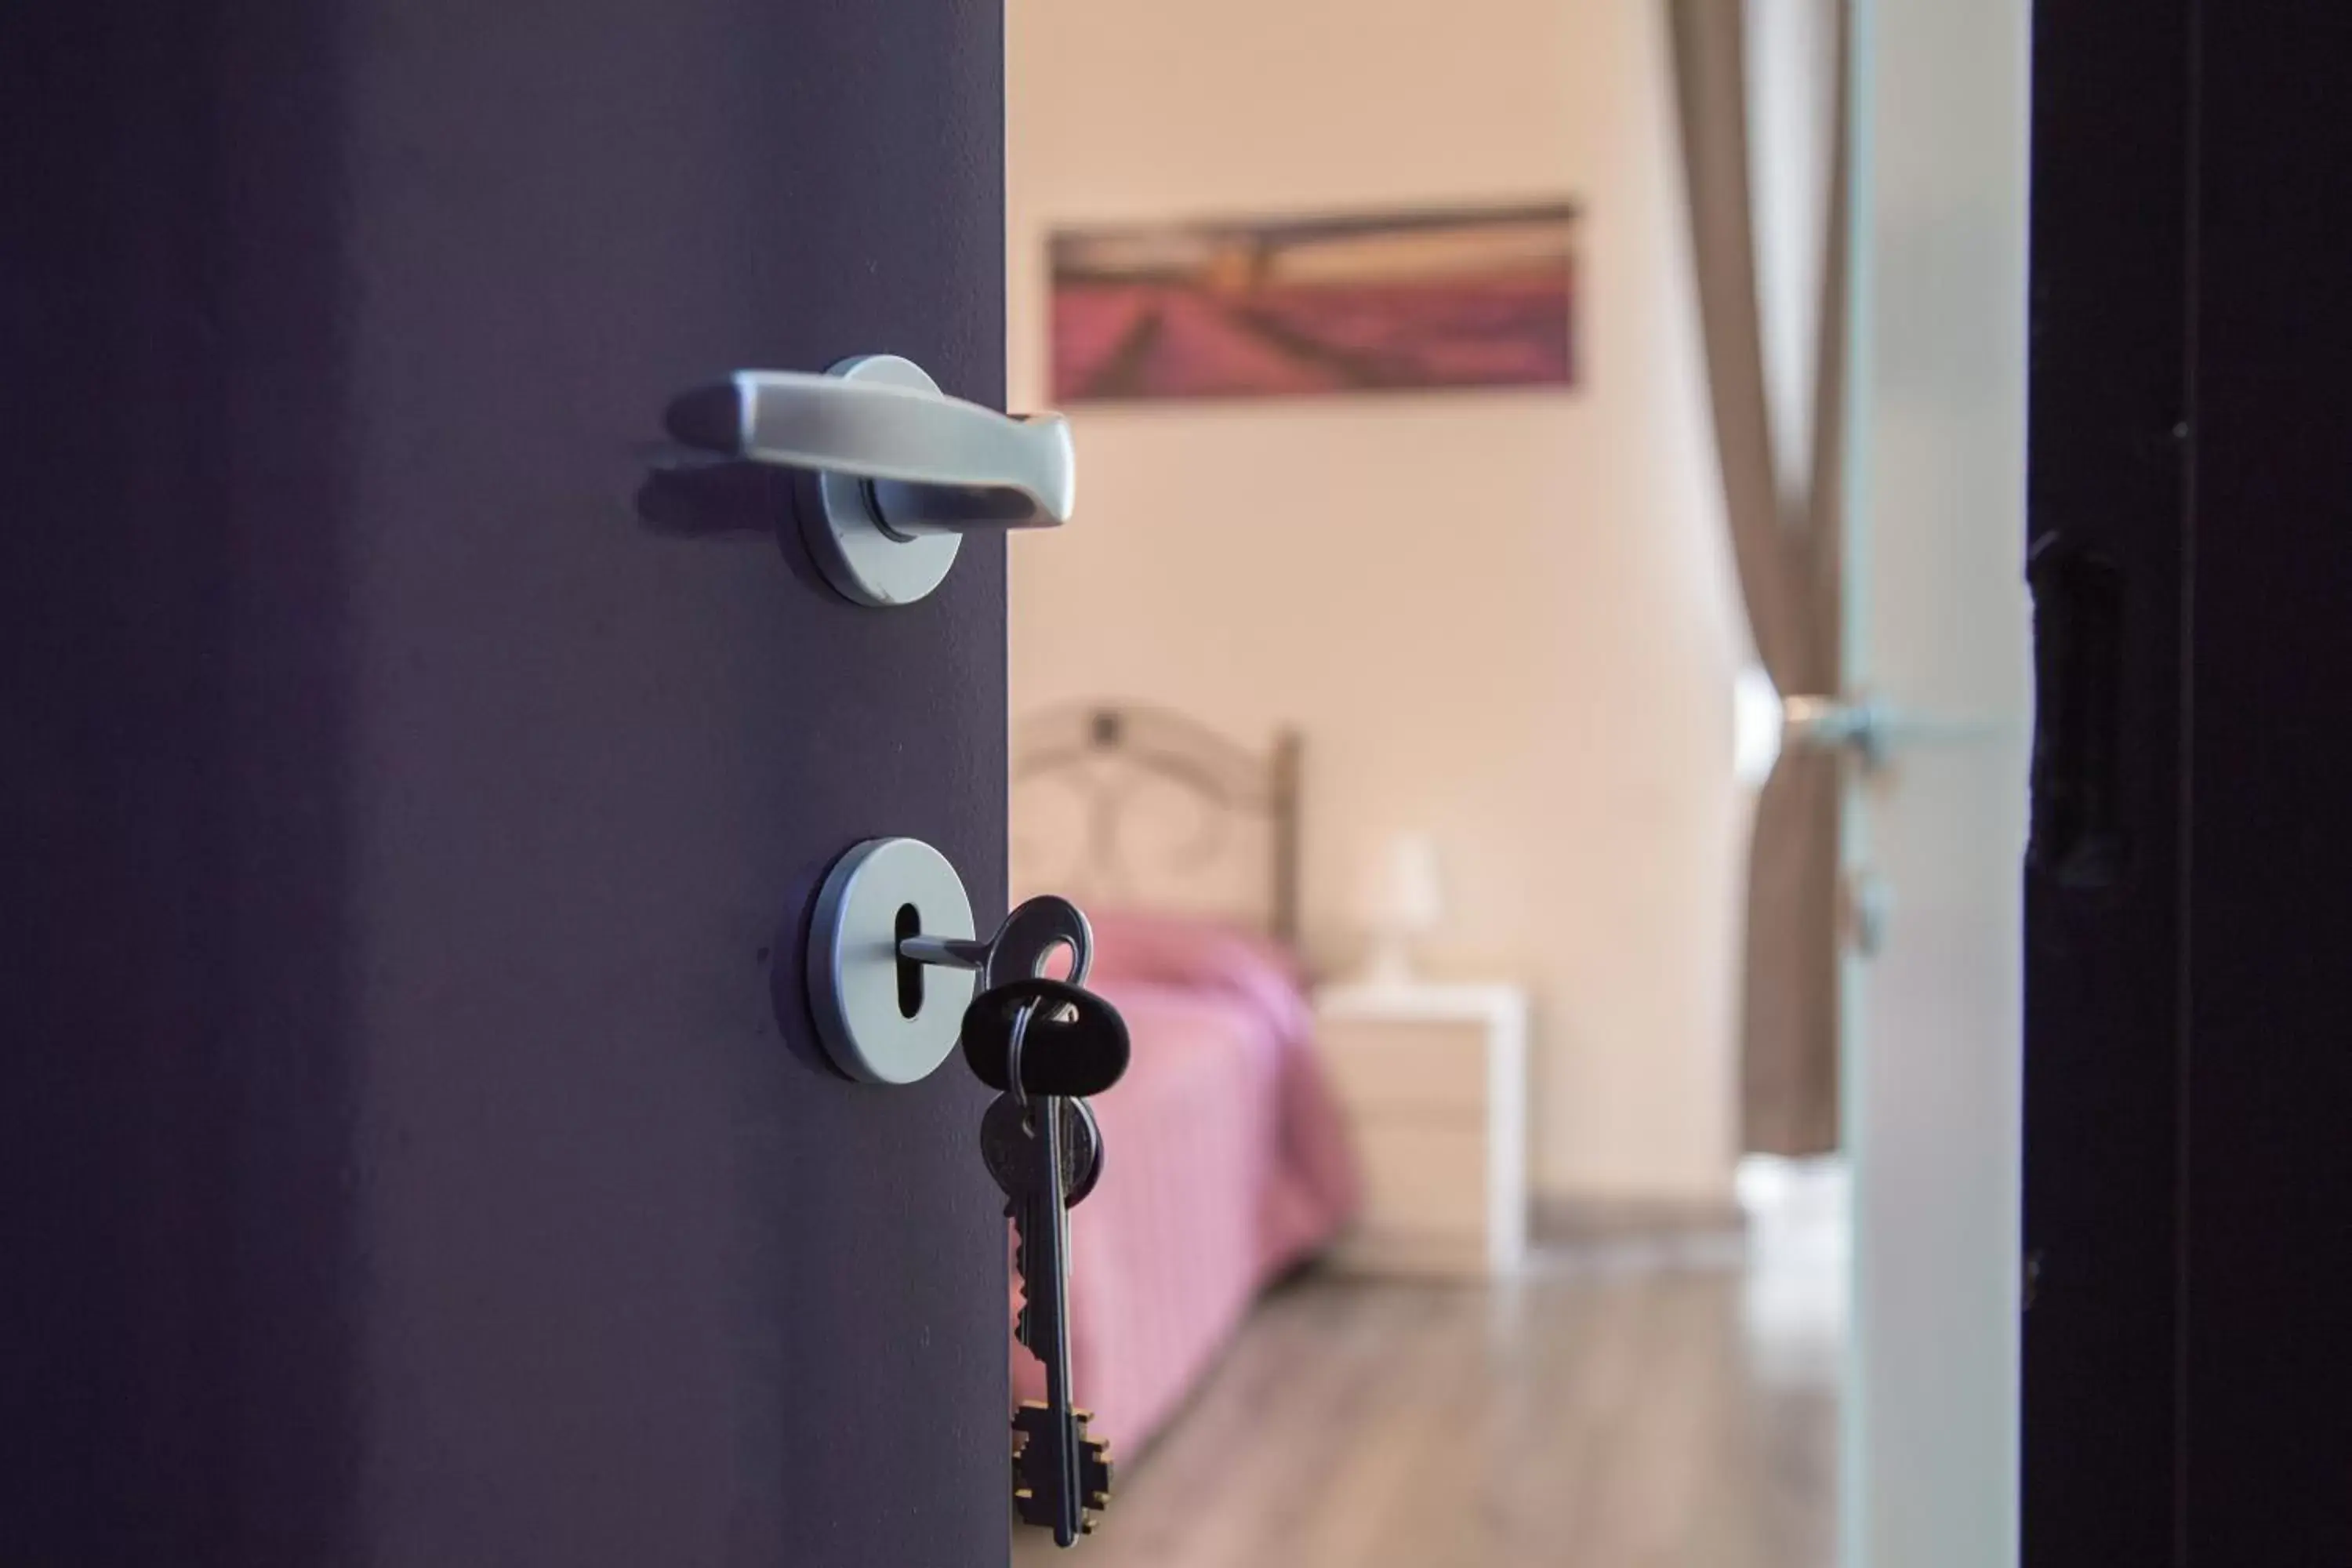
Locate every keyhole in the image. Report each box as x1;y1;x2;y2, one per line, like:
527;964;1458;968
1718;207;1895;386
895;902;924;1018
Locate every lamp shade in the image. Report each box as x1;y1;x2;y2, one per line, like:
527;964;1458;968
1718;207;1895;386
1367;831;1445;934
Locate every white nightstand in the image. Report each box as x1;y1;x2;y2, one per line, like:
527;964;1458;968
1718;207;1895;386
1312;982;1530;1279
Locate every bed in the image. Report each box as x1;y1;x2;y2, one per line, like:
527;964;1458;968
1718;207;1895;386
1007;705;1359;1454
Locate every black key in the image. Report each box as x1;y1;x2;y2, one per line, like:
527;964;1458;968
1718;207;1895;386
982;1094;1103;1214
960;978;1130;1098
996;1091;1110;1544
982;1093;1102;1356
1013;1401;1112;1543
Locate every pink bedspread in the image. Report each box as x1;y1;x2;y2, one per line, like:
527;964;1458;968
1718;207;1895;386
1010;915;1359;1454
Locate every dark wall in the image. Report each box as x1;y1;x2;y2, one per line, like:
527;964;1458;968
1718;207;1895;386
2181;9;2352;1564
2027;5;2352;1563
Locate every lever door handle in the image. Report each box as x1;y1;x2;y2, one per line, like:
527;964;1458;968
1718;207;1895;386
666;359;1073;532
1781;695;1889;765
661;353;1076;607
1782;694;2009;772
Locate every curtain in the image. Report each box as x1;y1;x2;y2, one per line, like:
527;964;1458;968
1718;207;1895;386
1666;0;1851;1156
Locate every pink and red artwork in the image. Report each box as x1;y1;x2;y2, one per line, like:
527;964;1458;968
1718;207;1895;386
1050;202;1578;402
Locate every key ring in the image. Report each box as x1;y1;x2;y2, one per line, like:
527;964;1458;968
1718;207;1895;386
1006;999;1036;1118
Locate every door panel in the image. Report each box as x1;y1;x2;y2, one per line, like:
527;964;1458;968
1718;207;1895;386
2;3;1008;1565
1842;2;2031;1565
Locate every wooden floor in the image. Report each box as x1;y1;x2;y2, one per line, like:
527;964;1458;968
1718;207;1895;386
1018;1255;1838;1568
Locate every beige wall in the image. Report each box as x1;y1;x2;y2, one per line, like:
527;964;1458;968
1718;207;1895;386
1007;0;1752;1203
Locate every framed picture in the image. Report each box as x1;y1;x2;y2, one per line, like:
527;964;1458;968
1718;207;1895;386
1049;201;1579;402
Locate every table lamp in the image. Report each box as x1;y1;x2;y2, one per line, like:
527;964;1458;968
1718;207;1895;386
1359;831;1444;986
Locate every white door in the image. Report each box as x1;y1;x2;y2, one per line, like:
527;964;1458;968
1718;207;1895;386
1836;2;2031;1565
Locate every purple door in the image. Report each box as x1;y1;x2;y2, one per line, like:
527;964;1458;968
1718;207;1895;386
2;3;1008;1564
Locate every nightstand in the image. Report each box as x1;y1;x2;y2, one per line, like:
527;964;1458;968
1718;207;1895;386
1312;982;1530;1279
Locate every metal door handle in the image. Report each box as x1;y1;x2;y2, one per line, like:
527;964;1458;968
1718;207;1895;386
1782;694;2008;772
662;353;1075;607
1782;695;1890;767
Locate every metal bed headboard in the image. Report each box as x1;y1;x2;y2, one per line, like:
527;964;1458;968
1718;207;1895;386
1009;703;1303;948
